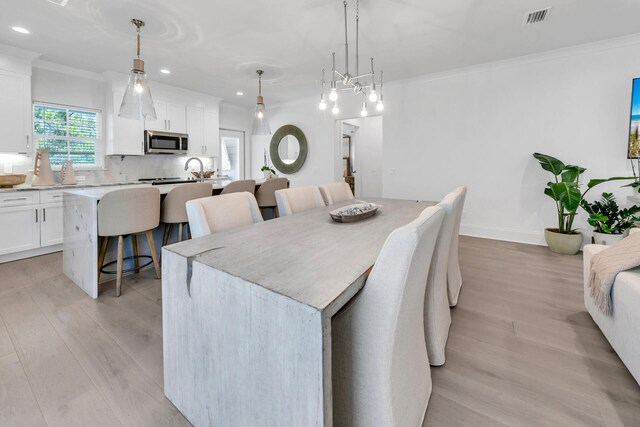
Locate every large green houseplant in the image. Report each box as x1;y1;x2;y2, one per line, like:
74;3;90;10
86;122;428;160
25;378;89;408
532;153;633;254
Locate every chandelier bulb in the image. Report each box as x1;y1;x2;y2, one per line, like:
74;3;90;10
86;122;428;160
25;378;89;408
319;95;327;111
332;103;340;115
368;89;377;103
329;88;338;102
360;102;368;117
376;100;384;111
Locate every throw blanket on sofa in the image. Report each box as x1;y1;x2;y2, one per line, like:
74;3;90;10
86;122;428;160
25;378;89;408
589;232;640;315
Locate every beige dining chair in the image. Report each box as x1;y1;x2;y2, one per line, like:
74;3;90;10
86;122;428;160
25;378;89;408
332;206;444;427
186;191;263;238
319;182;355;205
255;177;289;218
97;187;161;297
422;187;467;366
221;179;256;195
447;186;467;307
274;186;325;216
160;182;213;245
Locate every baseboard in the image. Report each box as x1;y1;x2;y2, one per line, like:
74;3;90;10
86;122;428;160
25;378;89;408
0;244;63;264
460;224;547;246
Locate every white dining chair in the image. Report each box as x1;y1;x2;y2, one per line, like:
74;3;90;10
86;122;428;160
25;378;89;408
319;182;354;205
446;186;467;307
332;205;444;427
423;187;467;366
274;186;325;216
186;192;263;238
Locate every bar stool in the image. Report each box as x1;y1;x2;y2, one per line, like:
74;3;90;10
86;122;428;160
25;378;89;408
255;177;288;218
97;187;161;297
221;179;256;195
161;182;213;246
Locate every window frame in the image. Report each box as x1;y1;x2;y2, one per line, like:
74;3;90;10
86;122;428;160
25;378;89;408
32;101;104;170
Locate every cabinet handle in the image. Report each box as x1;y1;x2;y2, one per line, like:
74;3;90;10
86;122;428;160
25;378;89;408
43;208;46;222
51;194;62;198
35;209;38;223
3;197;28;202
168;119;171;130
26;135;30;150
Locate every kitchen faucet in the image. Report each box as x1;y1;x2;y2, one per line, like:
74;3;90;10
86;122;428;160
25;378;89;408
184;157;205;182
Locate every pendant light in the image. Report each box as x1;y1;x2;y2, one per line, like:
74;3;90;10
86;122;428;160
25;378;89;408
119;19;157;120
251;70;271;135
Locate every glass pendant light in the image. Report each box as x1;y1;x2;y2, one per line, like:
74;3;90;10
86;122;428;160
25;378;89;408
251;70;271;135
119;19;157;120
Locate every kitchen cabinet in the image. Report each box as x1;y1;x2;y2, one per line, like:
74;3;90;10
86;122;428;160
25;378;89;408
107;91;145;156
187;106;220;157
145;101;187;133
0;70;31;153
0;190;64;259
0;204;40;255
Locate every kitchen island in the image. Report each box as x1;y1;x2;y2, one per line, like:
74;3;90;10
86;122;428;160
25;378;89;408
63;180;267;298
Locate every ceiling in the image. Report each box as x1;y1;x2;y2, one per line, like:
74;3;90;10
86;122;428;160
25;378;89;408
2;0;640;107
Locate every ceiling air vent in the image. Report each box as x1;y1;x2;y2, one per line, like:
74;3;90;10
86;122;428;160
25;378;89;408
524;7;551;25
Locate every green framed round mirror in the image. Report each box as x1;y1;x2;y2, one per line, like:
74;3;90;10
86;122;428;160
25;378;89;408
270;125;308;174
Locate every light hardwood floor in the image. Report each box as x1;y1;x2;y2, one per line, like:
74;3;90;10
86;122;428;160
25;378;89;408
0;236;638;426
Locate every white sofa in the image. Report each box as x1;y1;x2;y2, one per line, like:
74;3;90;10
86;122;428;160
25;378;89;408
583;241;640;385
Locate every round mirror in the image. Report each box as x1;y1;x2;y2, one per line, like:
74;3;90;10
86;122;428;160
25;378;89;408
270;125;308;174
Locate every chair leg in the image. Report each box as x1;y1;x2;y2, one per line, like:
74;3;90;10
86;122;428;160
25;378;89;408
116;235;124;297
97;236;109;283
131;234;140;273
146;230;161;279
178;223;183;242
186;223;192;240
274;206;279;218
162;223;172;246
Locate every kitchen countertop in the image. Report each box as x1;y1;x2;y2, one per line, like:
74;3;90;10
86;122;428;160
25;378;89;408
0;177;235;193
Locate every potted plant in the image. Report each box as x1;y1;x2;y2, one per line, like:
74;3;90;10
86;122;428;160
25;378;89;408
532;153;633;254
581;192;640;245
261;165;276;180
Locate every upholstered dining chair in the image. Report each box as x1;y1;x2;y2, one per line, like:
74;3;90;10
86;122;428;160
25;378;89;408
274;186;325;216
221;179;256;195
160;182;212;245
97;187;161;297
423;187;467;366
447;186;467;307
255;177;288;218
332;206;444;427
319;182;355;205
186;192;263;238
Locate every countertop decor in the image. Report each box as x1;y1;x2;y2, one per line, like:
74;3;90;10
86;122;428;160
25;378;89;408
0;174;27;188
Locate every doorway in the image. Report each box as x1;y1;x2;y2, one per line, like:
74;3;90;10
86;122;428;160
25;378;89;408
338;117;383;198
219;129;246;180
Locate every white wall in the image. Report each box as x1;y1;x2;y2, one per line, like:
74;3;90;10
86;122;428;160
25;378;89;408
264;35;640;245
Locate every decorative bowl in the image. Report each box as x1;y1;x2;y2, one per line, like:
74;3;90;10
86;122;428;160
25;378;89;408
191;170;215;179
0;174;27;188
330;203;378;223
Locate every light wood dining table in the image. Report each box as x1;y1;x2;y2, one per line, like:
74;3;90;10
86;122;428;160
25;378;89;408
161;197;435;427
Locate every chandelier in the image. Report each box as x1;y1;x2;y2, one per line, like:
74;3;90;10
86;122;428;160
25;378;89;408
318;0;384;117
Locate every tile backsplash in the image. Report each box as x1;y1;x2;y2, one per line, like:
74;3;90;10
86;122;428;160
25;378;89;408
0;154;217;185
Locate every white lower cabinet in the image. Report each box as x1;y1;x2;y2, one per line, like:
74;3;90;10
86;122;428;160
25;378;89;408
40;203;64;247
0;204;40;255
0;190;65;260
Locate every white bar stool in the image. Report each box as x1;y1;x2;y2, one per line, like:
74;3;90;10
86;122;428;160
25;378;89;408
160;182;213;245
97;187;161;297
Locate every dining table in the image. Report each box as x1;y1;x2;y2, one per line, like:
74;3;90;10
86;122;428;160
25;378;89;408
161;197;435;427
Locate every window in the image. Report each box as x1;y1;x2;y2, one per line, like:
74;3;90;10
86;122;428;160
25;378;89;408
33;103;101;168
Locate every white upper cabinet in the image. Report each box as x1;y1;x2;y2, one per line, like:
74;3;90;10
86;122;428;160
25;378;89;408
144;101;186;133
187;106;204;156
0;70;31;153
107;91;145;155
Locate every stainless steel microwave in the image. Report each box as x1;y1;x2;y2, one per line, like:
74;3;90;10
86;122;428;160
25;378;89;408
144;130;189;154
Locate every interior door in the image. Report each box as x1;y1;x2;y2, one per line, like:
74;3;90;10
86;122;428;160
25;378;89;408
219;129;246;180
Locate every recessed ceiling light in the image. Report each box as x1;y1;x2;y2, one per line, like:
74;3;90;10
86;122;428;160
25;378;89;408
160;68;171;74
236;91;244;96
11;26;30;34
